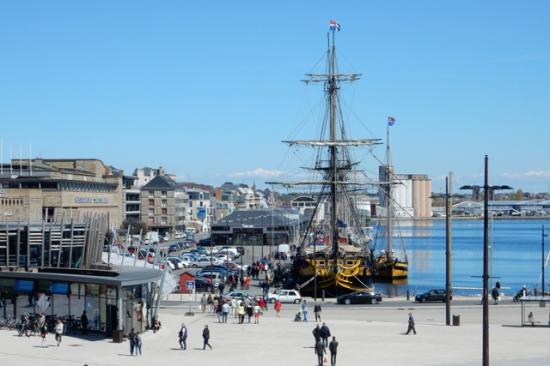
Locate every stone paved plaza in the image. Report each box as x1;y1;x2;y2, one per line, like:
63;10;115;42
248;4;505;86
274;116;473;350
1;297;549;366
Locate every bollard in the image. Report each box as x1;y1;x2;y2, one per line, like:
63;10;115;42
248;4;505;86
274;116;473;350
322;290;325;302
406;289;410;301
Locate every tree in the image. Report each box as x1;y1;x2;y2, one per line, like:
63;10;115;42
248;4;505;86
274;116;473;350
514;189;524;201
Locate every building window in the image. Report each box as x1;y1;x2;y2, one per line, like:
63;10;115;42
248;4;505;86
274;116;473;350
161;208;167;215
161;199;167;208
148;191;154;198
161;191;167;198
148;199;154;206
148;208;154;216
161;217;167;225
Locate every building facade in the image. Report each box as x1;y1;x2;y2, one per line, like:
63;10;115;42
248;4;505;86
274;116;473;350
0;159;124;227
140;175;185;234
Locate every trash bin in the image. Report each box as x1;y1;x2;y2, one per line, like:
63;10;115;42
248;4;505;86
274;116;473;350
452;315;460;326
113;329;125;343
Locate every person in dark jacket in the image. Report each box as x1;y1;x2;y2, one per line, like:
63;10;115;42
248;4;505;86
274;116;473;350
329;336;339;366
202;325;212;350
319;323;331;347
128;328;137;355
178;323;188;350
315;339;326;366
312;324;321;347
314;302;322;322
80;311;89;335
405;313;416;335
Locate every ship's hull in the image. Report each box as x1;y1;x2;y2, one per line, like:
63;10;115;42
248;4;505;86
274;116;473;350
292;256;374;297
373;259;408;281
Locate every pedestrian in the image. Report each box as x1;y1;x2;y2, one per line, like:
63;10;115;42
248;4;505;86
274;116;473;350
134;333;142;356
528;311;535;326
80;311;89;334
238;303;246;324
202;325;213;350
128;328;136;355
246;302;253;323
40;319;48;348
320;322;331;347
207;294;213;312
178;323;188;350
315;339;326;366
301;300;309;322
274;299;282;317
222;301;230;323
55;318;64;346
314;302;322;322
231;298;238;318
329;336;338;366
405;313;416;335
200;294;207;313
254;303;261;324
312;324;321;347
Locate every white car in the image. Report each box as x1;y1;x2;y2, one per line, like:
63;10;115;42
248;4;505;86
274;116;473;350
267;289;302;304
166;257;186;269
192;256;221;267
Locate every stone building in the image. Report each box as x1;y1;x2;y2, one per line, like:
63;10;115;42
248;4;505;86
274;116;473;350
140;175;186;234
0;159;124;227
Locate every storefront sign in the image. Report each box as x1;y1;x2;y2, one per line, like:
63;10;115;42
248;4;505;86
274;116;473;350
74;197;109;204
186;281;195;290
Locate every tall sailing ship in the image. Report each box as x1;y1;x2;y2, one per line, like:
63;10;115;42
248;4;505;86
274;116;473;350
269;21;392;296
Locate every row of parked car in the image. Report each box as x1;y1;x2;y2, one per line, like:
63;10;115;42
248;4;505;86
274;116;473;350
164;246;246;271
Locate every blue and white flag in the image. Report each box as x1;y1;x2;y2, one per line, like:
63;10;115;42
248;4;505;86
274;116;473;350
329;19;341;32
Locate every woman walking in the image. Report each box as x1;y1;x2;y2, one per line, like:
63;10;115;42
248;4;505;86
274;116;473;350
274;299;282;317
55;319;64;346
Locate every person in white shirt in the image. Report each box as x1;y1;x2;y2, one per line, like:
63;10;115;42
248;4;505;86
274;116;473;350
55;319;64;346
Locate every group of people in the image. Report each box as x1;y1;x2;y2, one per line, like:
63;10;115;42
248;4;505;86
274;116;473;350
312;322;338;366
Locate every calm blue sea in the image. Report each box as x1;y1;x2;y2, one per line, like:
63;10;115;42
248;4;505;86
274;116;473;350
373;219;550;296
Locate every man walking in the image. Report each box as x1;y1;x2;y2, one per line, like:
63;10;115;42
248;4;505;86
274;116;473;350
312;324;321;348
315;339;326;366
222;301;230;323
202;325;213;350
320;322;331;347
301;300;309;322
329;336;339;366
314;302;322;322
178;323;188;350
128;328;137;355
405;313;416;335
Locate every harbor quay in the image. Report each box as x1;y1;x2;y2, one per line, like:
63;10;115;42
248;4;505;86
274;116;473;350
0;296;548;366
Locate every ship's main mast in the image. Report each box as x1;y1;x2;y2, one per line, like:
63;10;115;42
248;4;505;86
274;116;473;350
328;32;339;264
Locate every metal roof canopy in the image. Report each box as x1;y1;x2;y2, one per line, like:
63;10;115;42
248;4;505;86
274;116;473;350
0;266;163;287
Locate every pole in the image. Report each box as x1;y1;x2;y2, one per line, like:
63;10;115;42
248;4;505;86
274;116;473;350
543;225;546;297
445;174;452;326
314;240;317;301
482;155;489;366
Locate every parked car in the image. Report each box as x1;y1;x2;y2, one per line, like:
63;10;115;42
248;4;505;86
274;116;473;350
267;289;302;304
197;272;225;284
223;291;251;300
191;256;220;268
337;291;382;305
166;256;186;269
415;289;451;303
194;277;212;291
200;265;233;275
168;244;179;253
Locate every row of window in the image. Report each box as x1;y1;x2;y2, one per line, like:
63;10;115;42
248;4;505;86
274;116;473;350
0;198;24;206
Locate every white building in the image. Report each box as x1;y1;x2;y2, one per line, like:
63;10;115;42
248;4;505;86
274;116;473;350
290;196;325;224
133;167;176;188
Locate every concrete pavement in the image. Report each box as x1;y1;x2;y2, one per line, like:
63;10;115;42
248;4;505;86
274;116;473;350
0;298;548;366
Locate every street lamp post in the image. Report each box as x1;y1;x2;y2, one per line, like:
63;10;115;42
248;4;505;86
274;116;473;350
445;173;453;326
460;155;512;366
543;225;548;297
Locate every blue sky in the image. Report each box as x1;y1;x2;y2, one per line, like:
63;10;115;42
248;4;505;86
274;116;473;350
1;1;549;193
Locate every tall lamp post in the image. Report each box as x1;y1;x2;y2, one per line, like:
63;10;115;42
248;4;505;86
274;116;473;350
460;155;512;366
542;225;548;297
444;173;454;326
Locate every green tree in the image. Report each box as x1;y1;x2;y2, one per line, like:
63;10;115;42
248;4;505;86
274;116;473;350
514;189;524;201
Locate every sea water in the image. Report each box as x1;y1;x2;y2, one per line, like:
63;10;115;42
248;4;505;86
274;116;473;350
374;219;550;296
